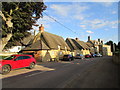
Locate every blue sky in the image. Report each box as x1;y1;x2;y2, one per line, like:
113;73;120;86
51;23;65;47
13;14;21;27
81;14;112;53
32;1;118;44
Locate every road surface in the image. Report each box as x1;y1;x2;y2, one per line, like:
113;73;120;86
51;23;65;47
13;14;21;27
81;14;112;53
1;56;120;88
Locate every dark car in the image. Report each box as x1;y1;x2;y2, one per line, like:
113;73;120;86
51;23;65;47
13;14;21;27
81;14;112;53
85;54;92;58
75;54;84;59
63;54;74;61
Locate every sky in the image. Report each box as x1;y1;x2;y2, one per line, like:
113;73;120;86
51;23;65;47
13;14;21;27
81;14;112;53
31;0;118;44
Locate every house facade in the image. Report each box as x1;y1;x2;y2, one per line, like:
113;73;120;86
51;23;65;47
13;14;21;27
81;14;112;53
87;36;112;56
21;24;71;62
66;38;90;56
102;45;112;56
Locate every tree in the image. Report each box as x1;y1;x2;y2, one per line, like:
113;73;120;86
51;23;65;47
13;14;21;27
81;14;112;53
1;2;47;50
118;41;120;50
105;40;114;52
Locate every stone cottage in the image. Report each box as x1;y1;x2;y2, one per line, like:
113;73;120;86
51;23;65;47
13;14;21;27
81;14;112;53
21;24;71;62
66;38;90;56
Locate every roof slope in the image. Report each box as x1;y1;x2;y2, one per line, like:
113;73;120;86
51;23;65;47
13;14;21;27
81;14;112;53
42;32;70;50
23;40;50;50
66;38;89;51
22;31;70;51
86;42;94;47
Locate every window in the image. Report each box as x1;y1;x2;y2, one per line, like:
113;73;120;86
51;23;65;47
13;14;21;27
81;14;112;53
58;45;60;50
15;56;23;61
23;56;31;59
15;56;31;61
4;55;16;60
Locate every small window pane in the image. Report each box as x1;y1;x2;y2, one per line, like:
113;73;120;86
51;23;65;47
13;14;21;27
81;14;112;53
23;56;31;59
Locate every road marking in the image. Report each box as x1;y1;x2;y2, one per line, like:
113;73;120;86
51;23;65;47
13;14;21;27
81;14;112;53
25;71;46;77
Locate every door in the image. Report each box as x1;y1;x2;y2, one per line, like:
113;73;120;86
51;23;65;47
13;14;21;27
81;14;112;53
22;56;32;67
12;56;24;69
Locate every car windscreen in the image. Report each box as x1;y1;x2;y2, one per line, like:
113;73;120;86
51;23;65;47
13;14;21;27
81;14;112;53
4;55;16;60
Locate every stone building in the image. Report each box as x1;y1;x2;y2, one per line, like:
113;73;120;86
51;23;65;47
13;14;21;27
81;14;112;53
21;24;71;62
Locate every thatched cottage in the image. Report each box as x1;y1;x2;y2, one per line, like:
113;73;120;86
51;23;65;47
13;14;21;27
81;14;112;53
21;24;71;62
66;38;90;56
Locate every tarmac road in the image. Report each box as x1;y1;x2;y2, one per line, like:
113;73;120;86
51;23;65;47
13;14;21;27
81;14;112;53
1;56;120;88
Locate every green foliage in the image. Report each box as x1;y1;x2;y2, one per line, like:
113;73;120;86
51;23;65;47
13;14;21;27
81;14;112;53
2;2;47;48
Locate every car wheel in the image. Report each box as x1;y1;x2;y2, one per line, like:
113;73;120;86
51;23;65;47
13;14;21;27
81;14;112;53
29;62;35;69
2;65;11;75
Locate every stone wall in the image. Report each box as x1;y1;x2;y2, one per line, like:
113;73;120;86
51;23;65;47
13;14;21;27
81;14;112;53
0;52;17;56
113;52;120;64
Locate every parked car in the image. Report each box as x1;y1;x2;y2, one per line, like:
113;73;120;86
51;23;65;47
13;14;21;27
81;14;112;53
93;54;97;57
91;53;97;57
0;54;36;75
75;54;84;59
63;54;74;61
96;53;102;57
85;54;92;58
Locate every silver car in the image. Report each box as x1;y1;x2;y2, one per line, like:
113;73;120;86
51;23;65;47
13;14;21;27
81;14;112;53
75;54;85;59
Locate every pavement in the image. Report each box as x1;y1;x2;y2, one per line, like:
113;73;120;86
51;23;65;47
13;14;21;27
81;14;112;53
0;64;55;79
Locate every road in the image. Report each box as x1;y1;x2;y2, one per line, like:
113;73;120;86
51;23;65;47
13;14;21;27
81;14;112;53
1;56;120;88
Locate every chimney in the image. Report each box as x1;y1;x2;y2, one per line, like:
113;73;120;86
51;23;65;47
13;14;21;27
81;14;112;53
39;24;44;32
101;40;103;44
88;36;90;41
98;38;100;42
75;38;79;41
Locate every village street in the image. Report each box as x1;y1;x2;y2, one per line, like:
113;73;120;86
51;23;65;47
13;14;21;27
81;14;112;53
2;56;119;88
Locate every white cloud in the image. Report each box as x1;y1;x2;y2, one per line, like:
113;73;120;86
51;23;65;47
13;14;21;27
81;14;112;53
50;4;89;19
45;0;119;2
86;30;94;34
112;11;117;14
80;25;87;29
104;29;109;31
73;14;85;20
50;4;71;16
80;25;86;28
81;19;118;29
112;26;117;28
101;2;113;7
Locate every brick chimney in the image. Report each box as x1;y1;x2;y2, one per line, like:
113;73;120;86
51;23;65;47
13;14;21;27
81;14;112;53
101;40;103;44
75;38;79;41
39;24;44;32
88;36;90;41
98;38;100;42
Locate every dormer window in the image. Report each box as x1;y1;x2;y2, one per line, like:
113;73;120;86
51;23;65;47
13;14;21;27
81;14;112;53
58;45;60;50
65;46;67;51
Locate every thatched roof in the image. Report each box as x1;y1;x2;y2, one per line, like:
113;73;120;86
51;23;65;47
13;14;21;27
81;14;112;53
66;38;89;51
20;35;34;46
77;40;89;49
22;40;49;51
42;32;70;50
22;31;70;51
12;35;34;46
86;42;94;47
